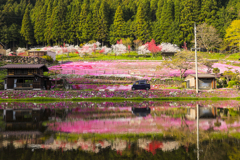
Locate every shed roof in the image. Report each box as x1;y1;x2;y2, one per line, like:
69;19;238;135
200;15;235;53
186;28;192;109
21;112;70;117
186;74;215;78
0;64;49;71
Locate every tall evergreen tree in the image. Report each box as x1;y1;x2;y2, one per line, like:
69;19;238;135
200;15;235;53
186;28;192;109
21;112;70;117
172;0;182;45
44;1;53;44
50;6;60;43
156;0;164;20
68;0;81;44
92;0;100;40
123;20;135;41
200;0;218;25
152;0;164;44
142;0;151;19
82;12;93;42
150;0;159;21
78;1;89;43
159;0;174;43
34;5;47;44
135;3;151;43
180;0;199;46
31;0;44;24
20;4;33;48
47;0;67;44
96;0;109;44
109;5;125;44
215;7;234;38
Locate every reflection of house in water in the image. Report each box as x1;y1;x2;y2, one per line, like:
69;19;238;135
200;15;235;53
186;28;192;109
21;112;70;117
2;108;51;131
186;106;217;120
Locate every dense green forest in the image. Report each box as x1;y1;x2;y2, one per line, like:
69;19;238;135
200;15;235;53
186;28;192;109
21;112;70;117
0;0;239;49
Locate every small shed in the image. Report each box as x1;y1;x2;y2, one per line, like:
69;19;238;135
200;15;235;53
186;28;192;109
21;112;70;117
185;74;216;90
161;52;176;57
0;42;6;55
185;106;217;120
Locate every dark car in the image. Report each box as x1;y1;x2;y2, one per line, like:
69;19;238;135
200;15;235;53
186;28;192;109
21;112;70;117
132;107;151;117
132;80;150;90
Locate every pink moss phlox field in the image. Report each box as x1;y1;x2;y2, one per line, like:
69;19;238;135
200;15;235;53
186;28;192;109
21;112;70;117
49;61;240;79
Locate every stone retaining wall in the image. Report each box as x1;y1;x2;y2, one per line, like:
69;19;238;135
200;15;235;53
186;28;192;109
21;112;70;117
0;56;47;64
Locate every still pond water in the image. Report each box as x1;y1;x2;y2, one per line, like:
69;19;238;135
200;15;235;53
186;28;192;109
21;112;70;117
1;101;240;160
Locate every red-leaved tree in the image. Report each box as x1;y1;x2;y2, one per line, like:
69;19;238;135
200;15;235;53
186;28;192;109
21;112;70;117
146;39;162;57
99;48;105;53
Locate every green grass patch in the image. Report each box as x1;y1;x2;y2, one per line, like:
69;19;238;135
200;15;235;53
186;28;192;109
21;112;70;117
56;52;163;61
198;52;226;60
226;53;240;61
56;132;165;141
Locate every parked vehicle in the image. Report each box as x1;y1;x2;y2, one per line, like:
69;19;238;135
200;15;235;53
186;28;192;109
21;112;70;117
132;80;150;90
132;107;151;117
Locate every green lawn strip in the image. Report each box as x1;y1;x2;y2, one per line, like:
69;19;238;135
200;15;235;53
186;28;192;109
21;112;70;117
56;52;163;61
53;132;240;142
55;132;165;141
0;97;240;102
208;132;240;140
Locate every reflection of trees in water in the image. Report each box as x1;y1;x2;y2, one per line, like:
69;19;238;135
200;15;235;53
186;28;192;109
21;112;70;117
200;139;240;160
0;143;196;160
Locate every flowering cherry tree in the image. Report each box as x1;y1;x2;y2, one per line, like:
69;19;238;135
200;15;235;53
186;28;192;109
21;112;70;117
137;44;151;55
160;43;180;52
111;43;127;55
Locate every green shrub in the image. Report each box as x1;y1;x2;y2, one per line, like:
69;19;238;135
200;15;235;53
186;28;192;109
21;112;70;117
0;84;4;90
42;55;53;63
172;77;184;81
229;108;239;117
228;80;237;88
88;40;97;44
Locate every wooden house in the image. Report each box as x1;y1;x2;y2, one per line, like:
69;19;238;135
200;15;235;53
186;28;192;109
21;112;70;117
0;42;6;55
0;64;51;90
28;50;56;61
185;74;216;90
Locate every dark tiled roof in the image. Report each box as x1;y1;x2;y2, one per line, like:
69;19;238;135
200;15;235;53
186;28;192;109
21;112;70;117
0;64;49;71
187;74;215;78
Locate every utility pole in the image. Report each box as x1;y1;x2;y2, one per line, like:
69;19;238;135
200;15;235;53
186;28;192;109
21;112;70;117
194;22;199;93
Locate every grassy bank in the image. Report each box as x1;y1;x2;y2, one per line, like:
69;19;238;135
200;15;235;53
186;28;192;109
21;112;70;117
56;52;163;61
0;96;240;102
53;131;240;143
55;132;165;141
55;52;240;61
